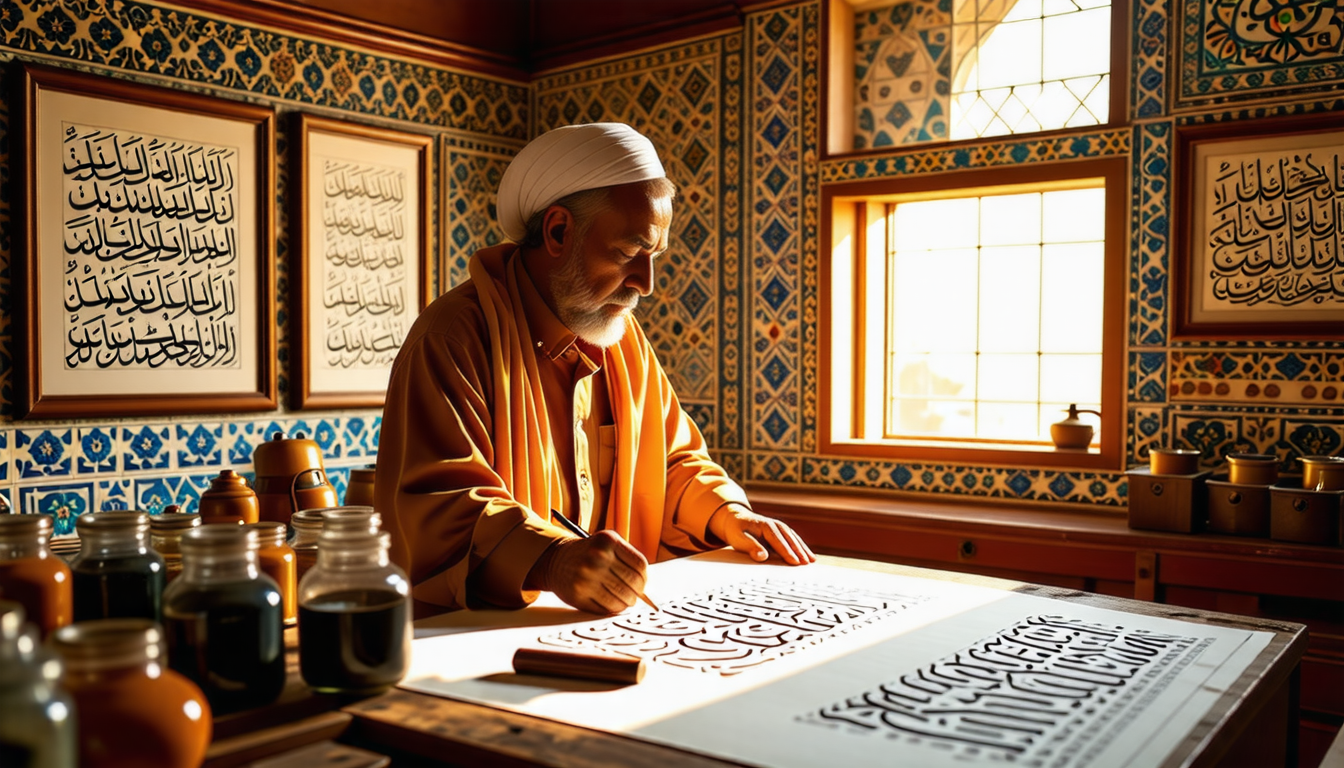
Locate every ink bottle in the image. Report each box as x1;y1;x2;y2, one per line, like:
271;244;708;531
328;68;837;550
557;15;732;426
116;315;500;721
52;619;210;768
0;601;77;768
163;525;286;714
298;526;410;695
69;512;165;623
0;514;73;639
247;521;297;625
288;509;325;583
148;512;201;584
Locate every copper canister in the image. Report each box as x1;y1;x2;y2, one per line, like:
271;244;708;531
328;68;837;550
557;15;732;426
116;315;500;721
1225;453;1279;485
344;467;376;508
1299;456;1344;491
1150;448;1201;475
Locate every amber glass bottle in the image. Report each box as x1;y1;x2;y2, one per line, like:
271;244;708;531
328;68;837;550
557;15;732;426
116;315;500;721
248;522;297;625
163;525;286;714
0;515;72;639
53;619;210;768
70;513;165;623
148;512;201;584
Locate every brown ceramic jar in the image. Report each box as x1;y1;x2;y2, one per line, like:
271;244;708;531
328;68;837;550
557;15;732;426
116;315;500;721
0;515;72;640
53;619;211;768
198;470;259;525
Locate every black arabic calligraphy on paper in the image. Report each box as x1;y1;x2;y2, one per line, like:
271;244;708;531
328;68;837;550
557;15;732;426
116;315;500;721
62;124;242;370
1203;145;1344;310
537;579;927;676
321;159;410;370
802;614;1206;766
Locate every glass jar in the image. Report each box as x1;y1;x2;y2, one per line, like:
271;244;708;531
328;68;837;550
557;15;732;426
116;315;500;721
70;512;165;623
289;509;325;583
247;522;297;625
0;515;73;639
298;529;410;695
53;619;211;768
0;601;77;768
148;512;201;585
163;525;285;714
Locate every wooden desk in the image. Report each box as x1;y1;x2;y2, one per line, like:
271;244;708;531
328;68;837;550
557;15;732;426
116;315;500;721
333;557;1306;768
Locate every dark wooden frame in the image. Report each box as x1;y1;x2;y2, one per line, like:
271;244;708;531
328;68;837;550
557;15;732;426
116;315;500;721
1172;113;1344;340
15;64;277;419
819;157;1129;471
290;113;432;410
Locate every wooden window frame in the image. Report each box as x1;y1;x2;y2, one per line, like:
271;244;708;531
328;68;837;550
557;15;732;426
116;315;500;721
819;157;1129;470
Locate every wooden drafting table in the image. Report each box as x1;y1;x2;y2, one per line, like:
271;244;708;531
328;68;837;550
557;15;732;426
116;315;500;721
341;554;1305;768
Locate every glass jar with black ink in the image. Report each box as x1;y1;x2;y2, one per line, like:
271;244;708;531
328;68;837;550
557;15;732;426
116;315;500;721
298;525;410;695
70;512;165;623
163;525;285;714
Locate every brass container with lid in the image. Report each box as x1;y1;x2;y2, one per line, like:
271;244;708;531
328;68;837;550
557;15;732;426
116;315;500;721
198;470;258;526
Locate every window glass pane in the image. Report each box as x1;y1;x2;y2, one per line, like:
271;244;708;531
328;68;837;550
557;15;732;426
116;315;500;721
1040;242;1103;352
1043;188;1105;242
979;245;1041;352
891;353;977;399
892;248;978;352
978;401;1041;438
1000;0;1042;22
1043;7;1110;80
889;398;976;437
893;199;979;250
979;353;1039;401
1040;354;1101;403
980;193;1041;245
976;19;1041;90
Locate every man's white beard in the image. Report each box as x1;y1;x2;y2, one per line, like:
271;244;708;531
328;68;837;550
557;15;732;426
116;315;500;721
552;251;638;348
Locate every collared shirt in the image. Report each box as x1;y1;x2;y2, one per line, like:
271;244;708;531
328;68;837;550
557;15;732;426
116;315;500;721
515;260;611;533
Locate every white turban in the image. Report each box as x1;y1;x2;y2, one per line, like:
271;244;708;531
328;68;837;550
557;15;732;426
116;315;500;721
496;122;666;242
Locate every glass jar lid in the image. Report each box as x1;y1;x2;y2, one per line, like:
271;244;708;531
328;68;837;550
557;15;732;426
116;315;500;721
52;618;163;671
180;524;257;556
149;512;202;534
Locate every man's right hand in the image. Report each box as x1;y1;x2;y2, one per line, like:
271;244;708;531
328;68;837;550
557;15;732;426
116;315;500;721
531;531;649;614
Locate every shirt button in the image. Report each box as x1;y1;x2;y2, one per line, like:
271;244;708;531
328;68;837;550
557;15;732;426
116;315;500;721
579;473;590;489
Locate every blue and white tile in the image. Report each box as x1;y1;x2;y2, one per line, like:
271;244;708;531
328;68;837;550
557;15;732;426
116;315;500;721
122;425;173;472
16;428;74;479
227;421;260;466
18;482;94;538
176;423;224;469
96;478;135;512
0;430;10;483
311;418;342;460
76;426;119;474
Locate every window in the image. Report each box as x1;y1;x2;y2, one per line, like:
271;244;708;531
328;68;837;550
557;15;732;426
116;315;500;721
822;159;1126;469
830;0;1127;154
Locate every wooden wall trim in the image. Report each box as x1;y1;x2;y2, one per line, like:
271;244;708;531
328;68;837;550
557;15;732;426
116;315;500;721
166;0;530;81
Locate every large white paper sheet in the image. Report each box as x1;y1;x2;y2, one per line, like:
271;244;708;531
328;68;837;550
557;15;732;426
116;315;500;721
402;552;1272;768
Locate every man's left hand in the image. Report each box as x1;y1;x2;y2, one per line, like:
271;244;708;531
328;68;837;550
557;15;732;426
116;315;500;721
708;505;816;565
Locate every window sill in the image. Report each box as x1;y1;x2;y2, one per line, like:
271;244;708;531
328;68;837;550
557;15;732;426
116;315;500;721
821;437;1121;471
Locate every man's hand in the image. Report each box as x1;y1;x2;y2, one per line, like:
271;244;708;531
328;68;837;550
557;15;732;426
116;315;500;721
708;504;816;565
532;530;649;614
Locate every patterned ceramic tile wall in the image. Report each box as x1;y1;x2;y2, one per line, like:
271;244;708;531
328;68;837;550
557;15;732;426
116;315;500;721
1176;0;1344;109
852;0;952;149
0;0;511;533
1;0;1341;527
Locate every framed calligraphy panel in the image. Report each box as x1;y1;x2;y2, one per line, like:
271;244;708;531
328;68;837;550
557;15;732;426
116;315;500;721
1174;114;1344;339
16;65;277;418
290;114;431;409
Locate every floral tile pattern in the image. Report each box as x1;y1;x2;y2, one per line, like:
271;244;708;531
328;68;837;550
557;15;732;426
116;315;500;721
821;129;1129;183
76;427;117;474
96;478;134;513
443;135;516;291
18;482;94;536
16;428;73;479
122;425;172;472
0;431;9;483
176;423;223;469
1133;0;1168;117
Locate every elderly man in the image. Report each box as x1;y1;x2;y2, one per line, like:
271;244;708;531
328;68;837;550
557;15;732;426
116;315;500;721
377;122;814;617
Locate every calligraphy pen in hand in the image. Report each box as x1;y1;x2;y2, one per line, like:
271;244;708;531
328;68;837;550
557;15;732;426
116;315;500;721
550;510;661;612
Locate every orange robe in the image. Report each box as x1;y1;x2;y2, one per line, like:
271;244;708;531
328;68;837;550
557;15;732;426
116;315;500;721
376;244;749;613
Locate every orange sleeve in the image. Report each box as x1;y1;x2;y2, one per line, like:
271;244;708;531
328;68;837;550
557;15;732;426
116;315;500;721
376;316;567;614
